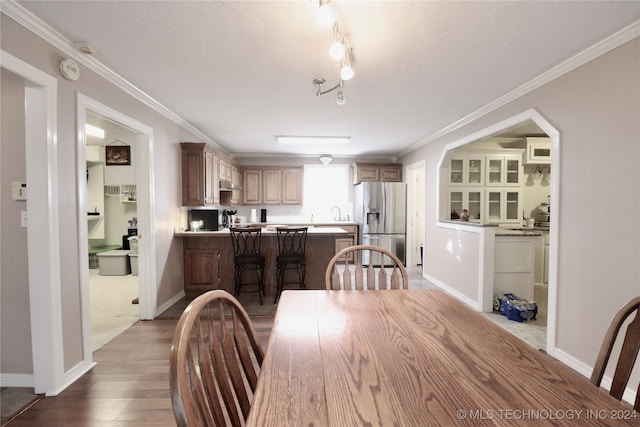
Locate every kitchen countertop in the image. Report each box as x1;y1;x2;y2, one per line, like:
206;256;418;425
175;226;348;237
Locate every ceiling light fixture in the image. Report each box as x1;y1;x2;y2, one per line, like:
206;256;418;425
276;136;349;145
319;155;333;165
314;0;354;105
316;0;334;27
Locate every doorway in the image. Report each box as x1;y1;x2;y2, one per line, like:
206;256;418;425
77;94;156;360
406;161;426;269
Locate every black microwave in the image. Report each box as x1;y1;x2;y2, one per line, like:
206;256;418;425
188;209;219;231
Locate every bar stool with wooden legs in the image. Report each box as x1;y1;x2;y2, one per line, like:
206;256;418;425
229;227;265;305
274;226;308;303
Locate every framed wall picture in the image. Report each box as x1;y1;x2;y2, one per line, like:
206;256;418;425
105;145;131;166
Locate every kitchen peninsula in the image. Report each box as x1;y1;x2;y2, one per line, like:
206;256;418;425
175;225;356;296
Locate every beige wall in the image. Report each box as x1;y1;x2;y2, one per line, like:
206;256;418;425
0;14;202;375
0;69;33;375
401;38;640;368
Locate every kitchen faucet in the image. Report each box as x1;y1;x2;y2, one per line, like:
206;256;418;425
331;206;342;221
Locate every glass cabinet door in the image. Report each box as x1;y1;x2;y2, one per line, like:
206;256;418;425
505;191;520;220
487;158;502;185
505;158;520;185
449;191;463;219
449;159;463;184
486;190;502;222
466;158;483;185
468;190;482;221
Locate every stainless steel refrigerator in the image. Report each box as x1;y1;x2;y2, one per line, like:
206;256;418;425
354;182;407;265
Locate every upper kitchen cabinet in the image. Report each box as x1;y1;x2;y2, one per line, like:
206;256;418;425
485;153;522;187
448;154;484;186
352;163;403;184
242;167;304;205
181;142;216;206
523;137;551;164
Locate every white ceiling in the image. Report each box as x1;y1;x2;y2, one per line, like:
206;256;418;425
16;1;640;159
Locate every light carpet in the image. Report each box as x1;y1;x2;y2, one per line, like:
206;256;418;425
90;268;139;351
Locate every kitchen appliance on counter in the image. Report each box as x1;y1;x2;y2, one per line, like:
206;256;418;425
188;209;219;231
535;196;551;227
354;182;407;265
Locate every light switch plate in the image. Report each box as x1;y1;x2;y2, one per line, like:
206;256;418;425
12;181;27;200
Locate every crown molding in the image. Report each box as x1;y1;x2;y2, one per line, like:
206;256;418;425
1;0;229;155
400;19;640;156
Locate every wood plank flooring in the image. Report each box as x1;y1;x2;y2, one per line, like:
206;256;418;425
7;317;274;427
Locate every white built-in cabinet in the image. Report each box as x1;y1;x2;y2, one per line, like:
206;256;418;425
86;145;105;239
447;150;523;224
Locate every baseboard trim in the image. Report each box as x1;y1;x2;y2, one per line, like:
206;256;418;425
0;373;35;388
155;290;185;318
422;272;482;311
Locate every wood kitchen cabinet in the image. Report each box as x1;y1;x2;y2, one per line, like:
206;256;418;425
282;168;303;205
181;142;216;206
352;163;403;184
242;167;303;205
184;248;220;291
230;165;242;205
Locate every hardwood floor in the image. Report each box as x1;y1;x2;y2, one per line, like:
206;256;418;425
7;317;274;427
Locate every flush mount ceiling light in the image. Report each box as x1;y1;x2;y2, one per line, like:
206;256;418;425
276;136;350;145
314;1;354;105
319;155;333;165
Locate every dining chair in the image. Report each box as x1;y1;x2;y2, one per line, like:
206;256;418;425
590;296;640;410
274;226;308;303
229;227;265;305
169;290;265;427
325;244;408;290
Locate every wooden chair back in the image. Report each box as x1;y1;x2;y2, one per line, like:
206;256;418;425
591;296;640;410
170;290;265;427
325;244;408;290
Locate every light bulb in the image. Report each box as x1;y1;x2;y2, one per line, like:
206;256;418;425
316;4;334;27
328;41;345;60
340;64;354;81
336;91;345;105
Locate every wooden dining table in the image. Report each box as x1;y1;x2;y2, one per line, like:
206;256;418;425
246;289;638;426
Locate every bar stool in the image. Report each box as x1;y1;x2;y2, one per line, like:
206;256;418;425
274;226;308;303
229;227;265;305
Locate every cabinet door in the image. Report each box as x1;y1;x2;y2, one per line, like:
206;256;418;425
282;168;303;205
357;166;379;182
466;157;483;185
230;165;241;205
504;157;521;186
380;166;402;182
485;189;521;223
485;190;502;223
184;248;220;290
449;158;464;185
449;190;463;219
485;156;503;186
181;145;206;206
204;150;215;205
262;170;282;204
242;170;262;205
467;190;482;221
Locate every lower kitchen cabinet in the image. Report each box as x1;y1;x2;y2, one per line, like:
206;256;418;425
184;248;220;291
494;236;536;301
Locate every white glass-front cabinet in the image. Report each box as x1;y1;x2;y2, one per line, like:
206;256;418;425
485;155;521;186
485;189;522;224
448;155;483;186
448;189;483;221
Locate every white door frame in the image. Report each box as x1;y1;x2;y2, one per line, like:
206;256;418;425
76;94;157;364
1;50;65;394
405;160;426;269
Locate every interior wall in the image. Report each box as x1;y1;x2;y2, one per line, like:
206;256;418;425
0;69;33;375
0;13;203;374
400;37;640;369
